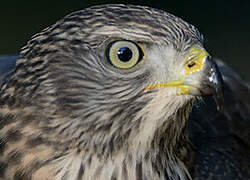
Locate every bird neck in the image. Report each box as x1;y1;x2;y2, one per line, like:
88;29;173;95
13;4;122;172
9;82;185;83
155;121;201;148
126;94;193;157
0;94;193;180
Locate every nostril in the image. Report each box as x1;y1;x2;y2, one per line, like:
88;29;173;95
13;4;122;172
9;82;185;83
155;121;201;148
188;62;196;68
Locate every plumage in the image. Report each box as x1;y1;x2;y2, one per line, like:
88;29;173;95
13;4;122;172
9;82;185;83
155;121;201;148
0;4;249;180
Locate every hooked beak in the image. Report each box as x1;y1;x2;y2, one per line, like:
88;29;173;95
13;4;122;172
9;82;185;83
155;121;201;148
145;47;224;109
184;56;224;109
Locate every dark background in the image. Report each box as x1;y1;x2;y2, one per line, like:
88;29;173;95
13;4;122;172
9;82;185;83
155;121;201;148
0;0;249;81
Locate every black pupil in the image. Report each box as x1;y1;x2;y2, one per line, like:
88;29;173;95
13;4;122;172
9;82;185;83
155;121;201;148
117;47;133;62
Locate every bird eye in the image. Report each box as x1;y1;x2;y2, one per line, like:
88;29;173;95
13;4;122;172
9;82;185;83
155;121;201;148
106;40;144;69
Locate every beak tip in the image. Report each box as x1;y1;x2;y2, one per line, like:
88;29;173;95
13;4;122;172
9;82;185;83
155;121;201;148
187;56;224;107
213;90;224;111
203;57;225;110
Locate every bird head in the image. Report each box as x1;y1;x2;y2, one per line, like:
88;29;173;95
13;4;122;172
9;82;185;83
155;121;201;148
2;5;223;156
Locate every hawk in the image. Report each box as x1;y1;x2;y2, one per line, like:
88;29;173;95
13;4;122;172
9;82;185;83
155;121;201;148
0;4;249;180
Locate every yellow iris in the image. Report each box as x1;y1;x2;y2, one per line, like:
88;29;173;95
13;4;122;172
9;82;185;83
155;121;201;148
107;40;144;69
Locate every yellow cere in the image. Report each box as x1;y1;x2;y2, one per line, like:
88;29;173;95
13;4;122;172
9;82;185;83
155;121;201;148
184;47;209;75
144;47;209;95
145;78;192;95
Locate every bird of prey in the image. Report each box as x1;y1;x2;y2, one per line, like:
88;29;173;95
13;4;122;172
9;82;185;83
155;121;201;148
0;4;249;180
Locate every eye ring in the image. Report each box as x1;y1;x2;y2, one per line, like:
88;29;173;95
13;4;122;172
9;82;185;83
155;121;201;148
106;40;144;69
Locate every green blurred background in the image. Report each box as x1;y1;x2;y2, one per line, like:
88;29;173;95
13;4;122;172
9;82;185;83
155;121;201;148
0;0;249;80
